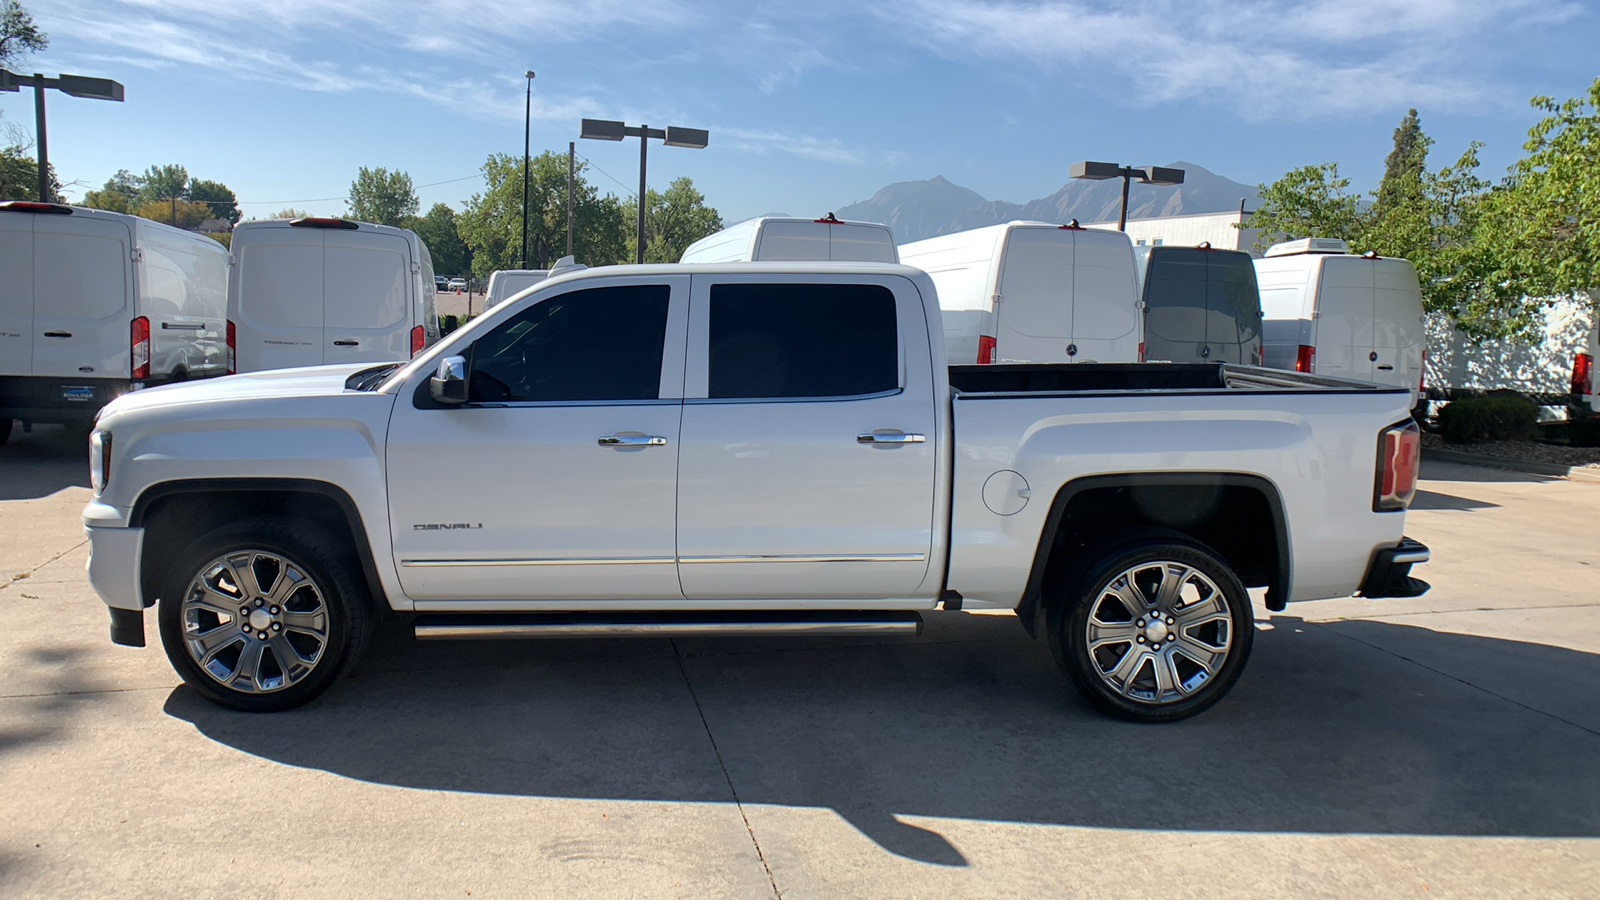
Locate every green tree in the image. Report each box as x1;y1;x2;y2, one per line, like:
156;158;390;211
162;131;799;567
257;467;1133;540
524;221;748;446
0;144;54;200
347;166;418;226
271;208;309;219
1243;162;1366;248
137;197;210;229
626;176;723;263
407;202;466;275
134;163;189;206
457;151;628;276
189;178;240;224
82;169;139;212
0;0;46;67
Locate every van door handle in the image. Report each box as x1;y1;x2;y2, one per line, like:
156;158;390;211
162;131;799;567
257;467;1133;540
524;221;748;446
857;432;926;444
1377;364;1394;371
333;340;359;346
598;434;668;447
43;331;71;338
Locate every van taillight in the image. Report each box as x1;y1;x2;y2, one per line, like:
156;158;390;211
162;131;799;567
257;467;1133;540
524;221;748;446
1573;352;1594;396
1420;349;1428;394
410;325;425;356
1374;420;1420;511
1295;344;1316;373
977;335;996;364
130;317;150;380
226;320;236;374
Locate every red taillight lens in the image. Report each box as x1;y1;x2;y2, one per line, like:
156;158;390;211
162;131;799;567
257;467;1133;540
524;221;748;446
226;320;237;374
1295;344;1316;373
977;335;996;365
1573;352;1594;396
130;316;150;379
1375;420;1421;511
1138;341;1146;362
1420;348;1428;393
410;324;425;356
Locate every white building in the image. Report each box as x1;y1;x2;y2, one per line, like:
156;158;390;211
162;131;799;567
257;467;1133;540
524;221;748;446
1086;208;1263;256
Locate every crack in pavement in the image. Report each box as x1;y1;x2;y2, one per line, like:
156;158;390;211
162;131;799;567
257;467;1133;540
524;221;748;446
0;539;88;594
670;638;783;900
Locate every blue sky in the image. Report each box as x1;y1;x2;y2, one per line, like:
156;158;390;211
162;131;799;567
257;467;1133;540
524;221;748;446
14;0;1599;224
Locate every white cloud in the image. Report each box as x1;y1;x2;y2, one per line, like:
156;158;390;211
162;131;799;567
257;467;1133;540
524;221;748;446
718;127;868;164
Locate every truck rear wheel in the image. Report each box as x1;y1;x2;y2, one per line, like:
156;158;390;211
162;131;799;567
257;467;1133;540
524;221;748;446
158;515;371;712
1048;538;1253;722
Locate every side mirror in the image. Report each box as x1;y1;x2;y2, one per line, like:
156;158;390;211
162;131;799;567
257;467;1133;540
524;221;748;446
430;355;468;404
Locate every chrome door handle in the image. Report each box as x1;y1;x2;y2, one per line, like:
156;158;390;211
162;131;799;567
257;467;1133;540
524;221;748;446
598;434;668;446
857;432;926;444
333;340;360;346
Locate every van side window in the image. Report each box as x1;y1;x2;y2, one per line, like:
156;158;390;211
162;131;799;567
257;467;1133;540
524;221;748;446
708;283;897;399
469;284;670;402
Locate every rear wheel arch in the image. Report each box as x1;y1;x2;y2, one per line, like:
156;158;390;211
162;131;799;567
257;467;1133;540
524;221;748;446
1017;473;1290;635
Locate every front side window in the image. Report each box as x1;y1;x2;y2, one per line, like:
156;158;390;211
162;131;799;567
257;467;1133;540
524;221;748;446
708;283;897;399
469;284;670;402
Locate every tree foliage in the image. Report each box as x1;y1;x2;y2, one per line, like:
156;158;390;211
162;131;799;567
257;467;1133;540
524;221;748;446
457;151;627;276
627;176;723;263
0;144;54;200
347;166;418;226
0;0;46;68
135;164;189;205
271;208;309;219
136;198;211;229
189;178;240;224
80;165;239;224
407;202;467;276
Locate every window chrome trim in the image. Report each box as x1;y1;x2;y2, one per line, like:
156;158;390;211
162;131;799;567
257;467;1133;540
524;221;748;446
455;398;683;409
678;553;927;564
685;387;904;406
402;556;675;568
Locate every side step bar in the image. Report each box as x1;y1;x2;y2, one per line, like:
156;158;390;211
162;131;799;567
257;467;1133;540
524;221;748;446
413;610;924;641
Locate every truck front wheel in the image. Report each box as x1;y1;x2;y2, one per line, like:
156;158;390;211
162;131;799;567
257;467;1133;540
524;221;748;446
158;515;371;712
1048;539;1253;722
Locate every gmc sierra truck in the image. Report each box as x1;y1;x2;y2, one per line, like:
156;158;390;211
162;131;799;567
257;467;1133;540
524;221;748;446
83;263;1429;722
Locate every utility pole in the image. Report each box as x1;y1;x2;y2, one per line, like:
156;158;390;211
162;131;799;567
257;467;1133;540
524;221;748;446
580;119;708;265
0;70;125;204
32;74;48;202
566;141;575;257
520;70;535;269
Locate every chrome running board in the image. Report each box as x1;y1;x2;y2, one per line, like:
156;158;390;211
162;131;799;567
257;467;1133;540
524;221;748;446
413;611;924;640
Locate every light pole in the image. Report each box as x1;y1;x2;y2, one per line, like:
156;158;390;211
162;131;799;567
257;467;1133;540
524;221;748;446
0;70;125;203
521;70;535;269
580;119;708;264
1069;162;1184;231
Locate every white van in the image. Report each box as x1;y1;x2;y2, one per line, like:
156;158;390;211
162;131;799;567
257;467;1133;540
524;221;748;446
898;221;1140;365
679;215;898;264
1254;237;1425;401
1134;244;1263;365
484;269;549;310
0;201;227;442
228;217;438;373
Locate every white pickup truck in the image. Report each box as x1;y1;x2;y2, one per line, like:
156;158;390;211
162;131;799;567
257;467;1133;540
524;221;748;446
83;263;1429;722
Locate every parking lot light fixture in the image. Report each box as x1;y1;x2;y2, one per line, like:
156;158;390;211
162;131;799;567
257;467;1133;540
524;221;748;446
0;70;126;204
580;118;709;264
1069;161;1185;231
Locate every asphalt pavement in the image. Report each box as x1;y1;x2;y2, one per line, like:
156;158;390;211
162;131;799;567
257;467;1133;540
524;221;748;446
1;424;1596;898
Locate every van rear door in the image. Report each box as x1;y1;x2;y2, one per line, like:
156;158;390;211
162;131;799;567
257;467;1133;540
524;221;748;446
1371;259;1424;392
994;227;1074;361
31;214;133;380
827;223;896;262
234;228;324;371
1206;251;1262;365
0;213;33;377
1312;257;1375;382
324;230;412;363
754;221;830;260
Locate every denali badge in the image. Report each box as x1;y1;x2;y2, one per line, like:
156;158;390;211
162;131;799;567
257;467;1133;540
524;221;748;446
413;523;483;531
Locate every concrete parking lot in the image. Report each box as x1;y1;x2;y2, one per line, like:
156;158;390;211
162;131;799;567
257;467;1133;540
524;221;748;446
1;425;1596;898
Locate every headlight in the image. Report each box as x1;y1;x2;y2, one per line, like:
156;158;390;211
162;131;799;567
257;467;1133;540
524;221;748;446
89;430;111;494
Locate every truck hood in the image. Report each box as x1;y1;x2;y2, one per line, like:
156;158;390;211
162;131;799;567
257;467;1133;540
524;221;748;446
99;364;385;417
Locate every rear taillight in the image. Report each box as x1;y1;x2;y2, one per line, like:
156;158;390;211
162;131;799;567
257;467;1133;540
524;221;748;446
130;316;150;379
410;324;425;356
1138;341;1146;362
1573;352;1594;396
977;335;996;365
1420;349;1428;394
226;320;237;374
1374;420;1421;511
1295;344;1316;373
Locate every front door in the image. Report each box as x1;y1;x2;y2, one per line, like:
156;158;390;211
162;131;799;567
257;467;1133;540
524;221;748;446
675;275;940;600
386;275;689;602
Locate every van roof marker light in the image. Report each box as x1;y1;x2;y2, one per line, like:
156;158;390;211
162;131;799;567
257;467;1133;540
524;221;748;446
814;212;840;223
0;200;72;214
1058;219;1084;230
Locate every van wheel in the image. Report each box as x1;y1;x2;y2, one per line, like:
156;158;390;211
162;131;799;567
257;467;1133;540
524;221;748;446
158;515;371;712
1047;538;1253;722
0;418;11;448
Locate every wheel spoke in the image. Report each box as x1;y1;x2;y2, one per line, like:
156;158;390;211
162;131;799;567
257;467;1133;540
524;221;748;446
190;587;242;620
1175;634;1227;670
266;564;311;605
1103;644;1146;688
1151;650;1181;696
269;635;315;674
1174;592;1228;628
1088;621;1139;651
190;623;244;660
1107;577;1149;618
1153;564;1189;612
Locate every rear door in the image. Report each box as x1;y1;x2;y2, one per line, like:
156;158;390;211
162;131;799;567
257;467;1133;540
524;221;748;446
1141;248;1207;362
1371;259;1424;393
1068;230;1140;363
1312;257;1375;382
233;228;324;371
31;214;133;379
675;274;939;600
995;227;1074;362
325;230;412;364
828;223;896;262
754;221;830;260
1205;251;1263;365
0;213;33;377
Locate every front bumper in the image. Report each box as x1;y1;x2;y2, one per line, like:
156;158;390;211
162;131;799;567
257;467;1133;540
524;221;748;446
86;524;147;646
1357;537;1431;599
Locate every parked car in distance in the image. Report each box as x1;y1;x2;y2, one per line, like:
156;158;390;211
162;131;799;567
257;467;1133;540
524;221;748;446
446;277;467;292
435;275;448;292
1135;243;1263;365
680;215;898;264
484;269;549;310
227;216;439;373
0;201;228;446
899;221;1140;365
1255;238;1425;404
86;261;1428;723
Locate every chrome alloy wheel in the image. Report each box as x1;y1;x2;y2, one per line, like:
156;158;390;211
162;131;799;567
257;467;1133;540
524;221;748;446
1083;560;1234;705
180;550;330;694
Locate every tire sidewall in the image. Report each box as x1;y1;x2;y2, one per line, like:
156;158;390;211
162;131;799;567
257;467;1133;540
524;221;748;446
158;516;365;712
1049;539;1254;723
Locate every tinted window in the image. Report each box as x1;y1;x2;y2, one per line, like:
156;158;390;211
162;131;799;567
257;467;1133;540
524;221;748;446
469;284;669;402
708;283;897;399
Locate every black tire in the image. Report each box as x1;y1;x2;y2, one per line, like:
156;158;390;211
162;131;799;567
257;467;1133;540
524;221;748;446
1047;537;1254;722
0;417;12;448
158;515;371;712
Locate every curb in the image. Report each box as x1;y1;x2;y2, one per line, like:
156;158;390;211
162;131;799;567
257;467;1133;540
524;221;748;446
1423;447;1600;484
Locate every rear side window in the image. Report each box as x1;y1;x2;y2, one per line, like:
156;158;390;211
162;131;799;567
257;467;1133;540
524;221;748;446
708;283;897;399
34;228;128;319
325;244;408;330
469;284;669;402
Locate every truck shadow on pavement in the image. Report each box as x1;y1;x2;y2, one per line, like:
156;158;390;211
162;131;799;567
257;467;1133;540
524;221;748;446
0;426;90;501
162;612;1600;866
